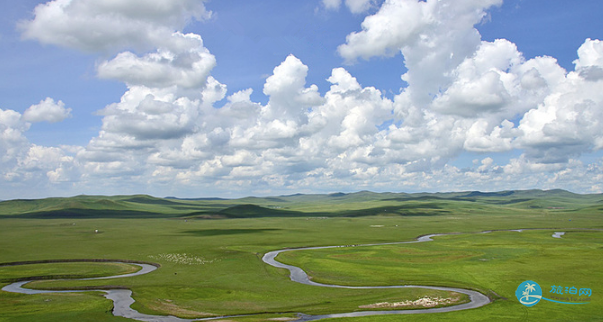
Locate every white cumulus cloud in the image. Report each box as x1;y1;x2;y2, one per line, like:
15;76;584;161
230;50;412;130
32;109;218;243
5;0;603;197
0;107;77;190
22;98;72;123
0;109;30;165
19;0;211;52
97;32;216;90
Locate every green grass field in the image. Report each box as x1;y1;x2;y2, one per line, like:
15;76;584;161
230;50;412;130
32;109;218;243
0;190;601;321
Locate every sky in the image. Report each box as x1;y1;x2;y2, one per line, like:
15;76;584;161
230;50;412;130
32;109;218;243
1;0;603;199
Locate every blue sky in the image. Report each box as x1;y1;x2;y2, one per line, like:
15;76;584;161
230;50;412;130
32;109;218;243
1;0;603;199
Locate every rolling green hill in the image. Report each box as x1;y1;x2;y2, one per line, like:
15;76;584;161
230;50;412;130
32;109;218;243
0;189;601;219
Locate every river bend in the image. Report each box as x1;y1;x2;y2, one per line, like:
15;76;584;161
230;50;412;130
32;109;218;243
3;228;591;321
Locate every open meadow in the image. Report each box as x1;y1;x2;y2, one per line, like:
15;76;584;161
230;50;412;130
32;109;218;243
0;190;601;321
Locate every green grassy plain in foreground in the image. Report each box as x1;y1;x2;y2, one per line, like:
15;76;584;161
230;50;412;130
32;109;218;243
0;190;601;321
0;262;139;283
278;230;602;321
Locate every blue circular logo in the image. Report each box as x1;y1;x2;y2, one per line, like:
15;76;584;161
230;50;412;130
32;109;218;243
516;280;542;307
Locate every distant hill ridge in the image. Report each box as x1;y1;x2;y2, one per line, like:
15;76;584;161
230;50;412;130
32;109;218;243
0;189;600;219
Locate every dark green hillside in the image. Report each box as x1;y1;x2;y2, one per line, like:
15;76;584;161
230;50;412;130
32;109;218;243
0;195;218;218
217;204;305;218
0;189;601;219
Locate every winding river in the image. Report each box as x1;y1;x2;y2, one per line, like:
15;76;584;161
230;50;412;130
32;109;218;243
2;228;592;321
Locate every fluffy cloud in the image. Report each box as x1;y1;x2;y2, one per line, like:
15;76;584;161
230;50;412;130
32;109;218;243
323;0;342;10
339;0;502;61
98;92;198;141
332;0;603;184
323;0;376;13
0;109;30;166
308;67;392;152
19;0;211;52
516;77;603;162
19;145;76;181
17;0;221;184
0;107;77;189
5;0;603;198
493;39;603;165
345;0;377;13
22;98;72;123
339;0;502;108
431;39;520;117
97;32;216;90
574;39;603;70
463;119;516;153
261;55;323;122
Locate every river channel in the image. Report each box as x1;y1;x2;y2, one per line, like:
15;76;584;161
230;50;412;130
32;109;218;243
2;228;589;321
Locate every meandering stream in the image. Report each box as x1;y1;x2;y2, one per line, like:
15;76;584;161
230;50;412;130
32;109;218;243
2;228;590;321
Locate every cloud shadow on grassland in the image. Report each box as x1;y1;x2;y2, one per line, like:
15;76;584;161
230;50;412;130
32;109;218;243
10;209;179;219
179;228;282;237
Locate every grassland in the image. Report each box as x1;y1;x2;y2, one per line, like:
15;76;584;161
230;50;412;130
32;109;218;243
0;262;140;283
0;189;601;321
